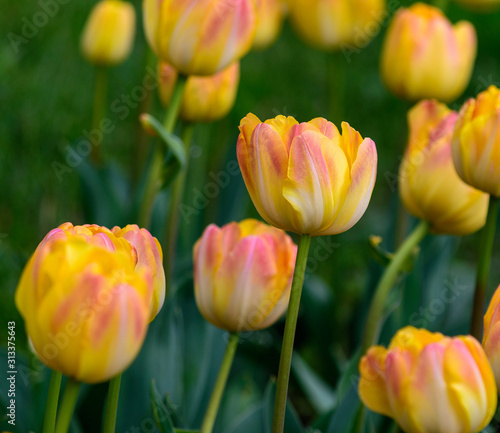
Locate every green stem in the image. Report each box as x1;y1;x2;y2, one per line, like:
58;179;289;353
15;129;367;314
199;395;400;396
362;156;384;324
200;333;239;433
272;235;312;433
43;370;62;433
163;122;195;289
137;74;188;228
102;374;122;433
90;66;108;165
470;195;500;340
54;378;81;433
361;220;429;354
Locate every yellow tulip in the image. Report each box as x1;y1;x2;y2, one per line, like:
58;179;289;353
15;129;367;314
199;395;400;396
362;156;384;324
81;0;136;65
483;285;500;390
286;0;386;50
237;114;377;236
143;0;257;76
253;0;286;50
399;100;488;235
193;219;296;332
158;61;240;123
452;86;500;197
359;326;497;433
15;223;165;383
380;3;477;102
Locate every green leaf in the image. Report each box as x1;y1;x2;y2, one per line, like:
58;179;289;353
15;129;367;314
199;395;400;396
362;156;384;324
262;380;304;433
141;113;187;167
369;235;419;273
325;384;362;433
150;380;176;433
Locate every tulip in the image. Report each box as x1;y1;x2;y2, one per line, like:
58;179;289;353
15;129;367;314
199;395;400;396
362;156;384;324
286;0;386;50
253;0;286;50
15;223;164;383
359;326;497;433
483;285;500;389
399;100;488;235
81;0;136;65
380;3;477;102
237;114;377;236
452;86;500;197
158;61;240;123
143;0;258;76
193;219;297;332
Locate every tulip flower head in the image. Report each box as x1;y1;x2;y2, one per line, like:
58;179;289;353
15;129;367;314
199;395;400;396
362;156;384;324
399;100;488;235
452;86;500;197
237;114;377;236
193;219;297;332
380;3;477;102
253;0;286;50
286;0;386;50
159;61;240;123
482;285;500;389
143;0;258;76
81;0;136;65
359;326;497;433
15;223;165;383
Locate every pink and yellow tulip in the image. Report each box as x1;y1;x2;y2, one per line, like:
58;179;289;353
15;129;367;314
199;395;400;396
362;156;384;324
359;326;497;433
15;223;165;383
143;0;258;76
193;219;296;332
483;285;500;389
237;114;377;236
81;0;136;65
399;100;488;235
158;61;240;123
452;86;500;197
380;3;477;102
286;0;386;50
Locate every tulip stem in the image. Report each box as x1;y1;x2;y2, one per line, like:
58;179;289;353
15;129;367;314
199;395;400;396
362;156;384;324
272;234;312;433
138;74;188;228
90;66;108;165
55;378;81;433
470;195;500;340
200;332;239;433
163;122;195;289
361;220;429;354
43;370;62;433
102;373;122;433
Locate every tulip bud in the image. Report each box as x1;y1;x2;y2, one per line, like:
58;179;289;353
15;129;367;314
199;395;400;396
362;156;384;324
380;3;477;102
359;326;497;433
253;0;286;50
193;219;297;332
483;285;500;389
286;0;386;50
81;0;136;66
237;114;377;236
452;86;500;197
143;0;257;76
399;100;488;235
158;61;240;123
15;223;165;383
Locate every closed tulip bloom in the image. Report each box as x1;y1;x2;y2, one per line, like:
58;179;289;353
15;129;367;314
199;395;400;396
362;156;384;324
143;0;257;76
359;326;497;433
482;285;500;389
237;114;377;236
14;223;159;383
286;0;385;50
81;0;136;65
253;0;286;50
193;219;296;332
399;100;488;235
380;3;477;102
452;86;500;197
159;61;240;123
